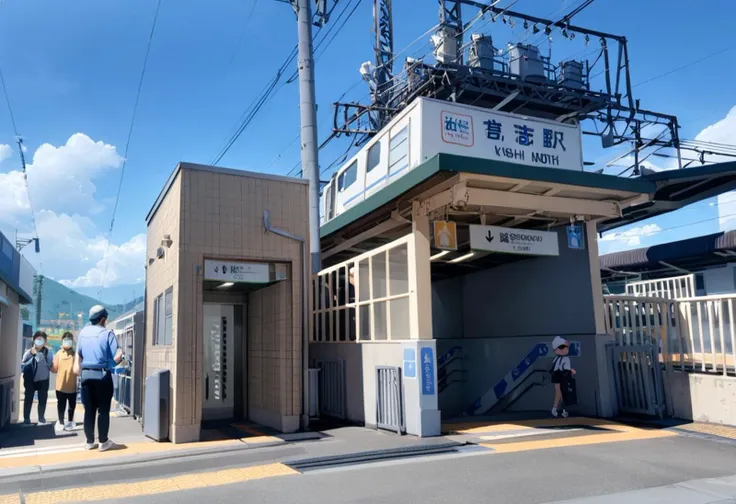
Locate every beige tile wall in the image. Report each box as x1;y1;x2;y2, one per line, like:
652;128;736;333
152;166;308;440
145;175;182;437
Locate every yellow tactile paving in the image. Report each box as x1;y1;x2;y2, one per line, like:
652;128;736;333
231;423;283;444
0;494;20;504
674;422;736;440
3;462;298;504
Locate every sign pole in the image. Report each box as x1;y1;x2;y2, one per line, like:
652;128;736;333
292;0;322;274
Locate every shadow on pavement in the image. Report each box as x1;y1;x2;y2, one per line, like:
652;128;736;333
0;422;80;449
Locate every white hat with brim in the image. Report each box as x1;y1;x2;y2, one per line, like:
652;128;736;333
89;304;108;322
552;336;567;350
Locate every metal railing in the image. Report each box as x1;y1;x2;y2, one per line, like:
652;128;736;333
676;295;736;376
604;294;736;377
376;366;404;434
625;274;695;299
318;360;347;419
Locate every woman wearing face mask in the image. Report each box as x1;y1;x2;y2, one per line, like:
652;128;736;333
21;331;54;425
51;332;78;431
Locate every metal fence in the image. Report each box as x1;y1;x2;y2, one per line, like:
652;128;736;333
375;366;404;434
626;274;695;299
609;344;666;417
113;373;132;415
604;294;736;376
317;360;347;419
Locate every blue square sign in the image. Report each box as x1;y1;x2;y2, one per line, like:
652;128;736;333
567;224;584;250
403;348;416;379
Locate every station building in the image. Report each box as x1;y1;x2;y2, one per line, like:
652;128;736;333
142;100;736;442
145;163;308;442
0;231;35;430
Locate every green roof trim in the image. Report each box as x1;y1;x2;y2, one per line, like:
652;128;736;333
437;154;656;193
320;154;656;238
643;160;736;182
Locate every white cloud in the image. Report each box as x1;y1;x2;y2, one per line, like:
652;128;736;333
0;133;123;224
33;210;146;288
695;106;736;230
0;144;12;163
600;224;662;253
0;133;144;289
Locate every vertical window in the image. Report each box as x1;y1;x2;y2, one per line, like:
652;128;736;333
388;125;409;175
164;286;173;345
153;291;171;346
367;141;381;172
152;294;161;345
339;161;358;190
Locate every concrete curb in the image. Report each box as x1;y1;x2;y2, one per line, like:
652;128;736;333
0;433;325;480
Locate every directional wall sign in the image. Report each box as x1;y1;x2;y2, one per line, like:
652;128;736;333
469;225;560;257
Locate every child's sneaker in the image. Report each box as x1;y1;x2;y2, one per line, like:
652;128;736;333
551;407;559;417
64;421;76;431
561;410;569;418
54;421;64;432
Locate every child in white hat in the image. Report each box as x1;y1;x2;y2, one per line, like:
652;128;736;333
551;336;576;418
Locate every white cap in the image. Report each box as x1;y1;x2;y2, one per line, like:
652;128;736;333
89;304;108;321
552;336;567;350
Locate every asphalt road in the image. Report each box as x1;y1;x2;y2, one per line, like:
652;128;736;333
104;434;736;504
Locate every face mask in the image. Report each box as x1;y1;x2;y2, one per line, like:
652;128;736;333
62;340;73;349
34;339;44;347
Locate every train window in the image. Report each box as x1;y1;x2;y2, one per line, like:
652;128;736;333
389;125;409;174
367;141;381;172
339;161;358;190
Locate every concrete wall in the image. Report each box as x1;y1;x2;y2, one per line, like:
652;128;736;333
669;371;736;426
436;334;605;418
432;226;602;418
146;164;309;442
309;341;404;427
702;264;736;295
432;227;596;340
248;276;301;433
145;174;183;438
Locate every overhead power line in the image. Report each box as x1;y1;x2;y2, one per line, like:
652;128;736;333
633;45;736;89
100;0;163;297
0;57;42;271
214;0;362;167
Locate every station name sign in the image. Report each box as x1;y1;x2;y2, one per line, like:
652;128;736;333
422;98;584;171
204;260;271;283
469;225;560;257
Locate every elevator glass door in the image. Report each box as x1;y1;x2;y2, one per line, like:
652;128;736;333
202;304;236;421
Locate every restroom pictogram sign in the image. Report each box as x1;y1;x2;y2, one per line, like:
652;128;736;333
433;220;457;251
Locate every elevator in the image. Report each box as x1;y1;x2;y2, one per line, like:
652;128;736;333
202;302;245;422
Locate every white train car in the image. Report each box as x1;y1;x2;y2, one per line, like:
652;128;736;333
320;96;583;225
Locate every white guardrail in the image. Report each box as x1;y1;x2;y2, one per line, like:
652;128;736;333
603;294;736;377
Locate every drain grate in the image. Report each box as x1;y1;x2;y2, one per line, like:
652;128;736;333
286;442;465;472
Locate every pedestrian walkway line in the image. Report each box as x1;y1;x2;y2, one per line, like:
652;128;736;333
444;416;619;434
0;434;285;469
0;462;298;504
480;423;677;453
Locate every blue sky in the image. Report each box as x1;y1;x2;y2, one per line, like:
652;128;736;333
0;0;735;298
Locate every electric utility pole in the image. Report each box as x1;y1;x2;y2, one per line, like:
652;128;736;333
291;0;322;274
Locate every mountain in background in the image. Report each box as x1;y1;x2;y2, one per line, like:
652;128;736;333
74;283;145;306
28;276;144;330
